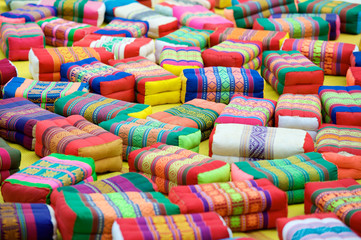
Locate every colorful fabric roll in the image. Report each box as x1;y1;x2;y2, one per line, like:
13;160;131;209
109;56;181;105
261;50;324;94
202;40;262;69
270;13;341;40
319;85;361;126
99;115;201;160
1;3;56;22
316;124;361;155
0;22;45;61
94;17;149;37
159;46;204;76
5;0;39;10
128;143;230;193
209;27;289;50
60;57;135;102
181;67;264;104
304;179;361;236
209;124;315;163
253;17;330;40
112;212;232;240
35;115;123;173
28;47;114;81
147;99;226;140
231;152;338;204
281;38;358;76
55;191;180;240
224;0;298;28
113;2;178;38
346;67;361;86
1;153;96;203
0;137;21;185
322;152;361;180
3;77;89;112
0;203;57;240
168;179;288;232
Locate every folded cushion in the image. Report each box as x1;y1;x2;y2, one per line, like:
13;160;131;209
322;152;361;180
5;0;39;10
0;129;35;151
102;0;136;22
346;67;361;86
0;137;21;185
94;17;149;37
1;3;56;22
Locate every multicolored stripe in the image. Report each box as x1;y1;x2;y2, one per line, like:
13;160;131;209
94;17;149;37
0;3;56;22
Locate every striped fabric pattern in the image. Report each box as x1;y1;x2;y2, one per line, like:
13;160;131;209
0;3;56;22
94;17;149;37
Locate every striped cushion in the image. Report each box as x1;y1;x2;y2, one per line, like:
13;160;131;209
5;0;40;10
0;137;21;185
94;17;149;37
1;3;56;21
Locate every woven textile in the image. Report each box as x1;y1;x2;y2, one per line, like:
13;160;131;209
28;47;114;81
181;67;264;104
270;13;341;40
54;92;151;124
155;0;215;17
0;3;56;22
261;50;324;94
110;56;181;105
169;179;288;232
159;46;204;76
210;124;315;163
281;38;358;76
316;124;361;155
60;57;135;102
299;0;361;34
0;58;17;97
322;152;361;180
113;2;178;38
94;17;148;37
304;179;361;236
1;153;96;203
202;40;262;69
0;22;45;61
209;27;289;50
0;16;25;25
0;137;21;185
231;152;338;204
147;99;226;140
5;0;39;10
346;67;361;86
112;212;232;240
253;17;330;40
99;115;201;160
319;85;361;126
55;191;180;240
3;77;89;112
0;203;56;240
128;143;230;193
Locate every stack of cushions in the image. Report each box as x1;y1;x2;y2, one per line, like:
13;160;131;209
181;67;264;103
1;153;96;203
128;143;230;193
0;3;56;22
55;191;180;240
60;57;135;102
0;203;57;240
2;77;89;112
5;0;40;10
99;115;201;160
304;179;361;236
253;17;330;40
0;58;17;97
112;212;233;240
261;50;324;94
159;46;204;76
94;17;149;37
299;0;361;34
215;95;277;126
38;0;105;27
36;17;99;47
113;2;178;38
109;56;181;105
275;94;322;140
54;92;151;124
231;152;338;204
28;47;114;81
201;40;262;69
0;97;63;150
270;13;341;40
346;67;361;86
0;22;45;61
224;0;298;28
322;152;361;180
281;38;358;76
209;27;289;50
277;213;361;240
173;5;234;30
316;124;361;155
73;35;155;61
209;124;314;162
147;99;226;140
35;115;123;173
318;85;361;126
0;137;21;185
168;179;288;232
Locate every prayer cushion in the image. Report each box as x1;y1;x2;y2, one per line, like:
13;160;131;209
0;137;21;185
0;3;56;22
